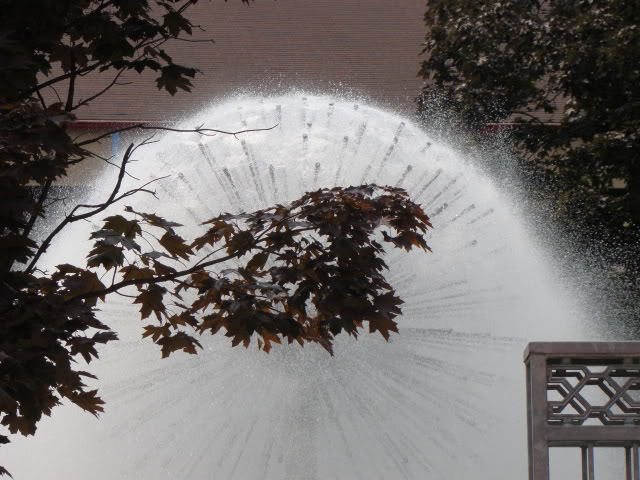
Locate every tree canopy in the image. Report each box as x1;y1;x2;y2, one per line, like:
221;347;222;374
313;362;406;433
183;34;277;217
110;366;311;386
0;1;432;476
418;0;640;247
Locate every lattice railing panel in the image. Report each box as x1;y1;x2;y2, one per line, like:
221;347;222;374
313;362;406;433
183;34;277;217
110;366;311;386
548;363;640;426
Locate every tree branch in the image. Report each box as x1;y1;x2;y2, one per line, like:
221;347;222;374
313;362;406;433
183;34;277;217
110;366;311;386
22;177;53;240
35;90;47;110
76;123;278;148
25;143;135;275
512;111;548;125
68;212;315;304
64;0;116;30
48;85;63;104
64;48;76;111
24;61;105;100
67;251;240;303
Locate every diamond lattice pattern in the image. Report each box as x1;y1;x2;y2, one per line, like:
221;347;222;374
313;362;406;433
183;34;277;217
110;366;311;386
547;364;640;425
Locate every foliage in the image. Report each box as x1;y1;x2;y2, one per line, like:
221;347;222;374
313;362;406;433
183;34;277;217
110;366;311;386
0;0;432;475
0;0;233;104
418;0;640;243
87;185;430;356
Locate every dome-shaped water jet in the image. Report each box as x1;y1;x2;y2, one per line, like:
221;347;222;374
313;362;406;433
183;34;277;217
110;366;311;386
5;94;593;479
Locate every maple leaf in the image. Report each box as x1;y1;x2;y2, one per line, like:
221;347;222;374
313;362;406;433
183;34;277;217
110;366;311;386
156;64;196;95
91;229;141;251
86;242;125;269
159;232;193;260
258;330;282;353
1;415;34;436
124;207;183;233
157;333;202;358
163;10;193;36
142;324;171;342
102;215;142;238
193;221;236;249
134;285;167;321
246;252;269;272
374;292;404;319
225;230;254;255
198;314;226;334
53;263;83;279
0;465;13;478
68;337;99;363
229;332;251;348
168;312;198;329
61;270;106;306
367;313;399;341
0;234;38;264
92;331;118;344
120;265;155;281
142;251;168;260
68;389;105;416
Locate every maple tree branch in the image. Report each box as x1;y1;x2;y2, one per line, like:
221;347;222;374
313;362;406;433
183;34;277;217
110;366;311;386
22;177;53;240
512;110;548;125
67;223;322;304
71;67;128;112
65;49;77;111
35;90;47;110
76;123;278;148
76;125;144;147
191;244;229;268
84;175;168;207
89;152;140;180
67;252;240;303
172;37;215;44
23;61;105;100
140;124;278;136
48;85;63;104
25;143;135;274
68;216;292;303
176;0;200;15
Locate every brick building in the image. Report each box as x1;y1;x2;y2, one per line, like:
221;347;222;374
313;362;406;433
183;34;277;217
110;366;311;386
72;1;426;121
62;0;428;183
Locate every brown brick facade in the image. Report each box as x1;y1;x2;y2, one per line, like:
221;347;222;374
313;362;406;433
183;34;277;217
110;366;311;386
62;0;427;123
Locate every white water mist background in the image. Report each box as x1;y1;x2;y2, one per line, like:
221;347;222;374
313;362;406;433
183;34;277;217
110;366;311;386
4;94;608;478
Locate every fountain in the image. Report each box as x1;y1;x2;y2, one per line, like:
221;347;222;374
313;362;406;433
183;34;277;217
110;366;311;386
4;94;596;478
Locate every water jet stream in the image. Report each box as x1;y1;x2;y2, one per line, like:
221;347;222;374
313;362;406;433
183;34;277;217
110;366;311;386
6;94;594;479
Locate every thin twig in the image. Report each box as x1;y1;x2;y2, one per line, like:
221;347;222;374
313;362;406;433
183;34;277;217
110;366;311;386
48;85;63;104
172;37;215;44
512;111;548;125
97;155;141;180
77;123;278;148
26;62;102;99
35;90;47;110
71;67;127;112
65;48;76;111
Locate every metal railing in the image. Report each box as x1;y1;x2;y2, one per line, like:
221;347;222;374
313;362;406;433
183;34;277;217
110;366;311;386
525;342;640;480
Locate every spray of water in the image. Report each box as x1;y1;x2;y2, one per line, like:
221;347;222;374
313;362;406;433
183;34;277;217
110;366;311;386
5;94;596;478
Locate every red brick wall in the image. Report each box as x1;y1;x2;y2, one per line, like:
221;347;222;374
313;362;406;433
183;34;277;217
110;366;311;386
64;0;427;123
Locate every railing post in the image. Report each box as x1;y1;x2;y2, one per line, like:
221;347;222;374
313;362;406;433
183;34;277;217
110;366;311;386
526;349;550;480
